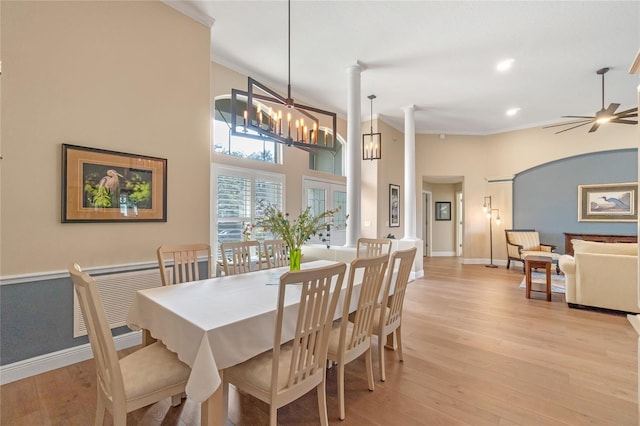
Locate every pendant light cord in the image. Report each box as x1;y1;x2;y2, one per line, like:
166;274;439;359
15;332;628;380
287;0;292;102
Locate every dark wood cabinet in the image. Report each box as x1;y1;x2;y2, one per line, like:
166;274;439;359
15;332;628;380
564;232;637;256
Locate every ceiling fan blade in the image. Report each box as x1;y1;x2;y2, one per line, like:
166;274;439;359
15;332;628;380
588;122;600;133
615;113;638;120
610;118;638;125
554;121;592;134
543;119;592;129
562;115;595;119
614;107;638;116
605;103;620;114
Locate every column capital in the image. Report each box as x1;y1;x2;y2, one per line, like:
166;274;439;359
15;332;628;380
346;61;366;73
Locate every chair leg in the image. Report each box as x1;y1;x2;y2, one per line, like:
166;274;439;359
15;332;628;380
507;259;511;269
397;325;404;362
378;334;386;382
171;394;182;407
112;409;126;426
269;404;277;426
317;380;329;426
365;348;375;391
94;397;106;426
337;362;346;420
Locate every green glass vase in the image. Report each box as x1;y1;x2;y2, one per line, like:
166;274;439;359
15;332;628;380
289;248;301;271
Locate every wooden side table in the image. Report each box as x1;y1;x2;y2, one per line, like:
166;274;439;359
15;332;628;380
524;255;552;301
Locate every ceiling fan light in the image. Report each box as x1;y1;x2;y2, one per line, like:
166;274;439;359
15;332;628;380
595;109;612;123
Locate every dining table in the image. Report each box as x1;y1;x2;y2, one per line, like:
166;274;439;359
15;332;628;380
126;259;363;426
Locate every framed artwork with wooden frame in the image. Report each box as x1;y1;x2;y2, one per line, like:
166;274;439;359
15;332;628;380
62;144;167;222
389;184;400;227
435;201;451;221
578;182;637;222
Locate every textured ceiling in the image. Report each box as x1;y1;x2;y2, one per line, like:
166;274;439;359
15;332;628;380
168;1;640;136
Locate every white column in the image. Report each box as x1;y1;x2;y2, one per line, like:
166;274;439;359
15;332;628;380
345;64;363;247
402;105;417;240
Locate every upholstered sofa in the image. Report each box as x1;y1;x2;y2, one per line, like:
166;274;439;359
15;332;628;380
505;229;560;273
558;240;639;313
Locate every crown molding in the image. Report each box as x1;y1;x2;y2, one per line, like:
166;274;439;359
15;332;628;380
162;1;215;28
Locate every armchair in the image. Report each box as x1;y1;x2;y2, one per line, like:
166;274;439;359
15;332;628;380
505;229;560;273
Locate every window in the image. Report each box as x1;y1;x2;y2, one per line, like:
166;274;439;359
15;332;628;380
214;166;284;256
213;97;279;163
308;132;344;176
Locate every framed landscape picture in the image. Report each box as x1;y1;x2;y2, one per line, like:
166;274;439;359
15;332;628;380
578;182;637;222
62;144;167;222
389;184;400;227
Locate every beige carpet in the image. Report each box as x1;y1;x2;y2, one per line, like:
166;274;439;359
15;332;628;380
519;271;565;293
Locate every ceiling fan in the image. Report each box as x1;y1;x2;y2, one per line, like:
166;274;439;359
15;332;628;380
544;67;638;134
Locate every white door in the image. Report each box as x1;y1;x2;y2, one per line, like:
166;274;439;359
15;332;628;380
423;191;432;256
303;178;347;246
456;191;463;256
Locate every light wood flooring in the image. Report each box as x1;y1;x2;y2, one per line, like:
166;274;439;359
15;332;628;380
2;257;638;425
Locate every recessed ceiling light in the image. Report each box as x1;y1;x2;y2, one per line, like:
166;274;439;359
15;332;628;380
496;58;515;72
506;107;521;116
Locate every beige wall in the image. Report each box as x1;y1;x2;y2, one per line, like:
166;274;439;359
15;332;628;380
1;1;212;275
415;125;638;262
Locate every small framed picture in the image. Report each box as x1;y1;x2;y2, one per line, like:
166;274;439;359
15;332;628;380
435;201;451;221
389;184;400;227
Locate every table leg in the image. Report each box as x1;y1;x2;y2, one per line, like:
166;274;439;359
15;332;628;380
525;262;532;299
201;370;226;426
545;263;551;301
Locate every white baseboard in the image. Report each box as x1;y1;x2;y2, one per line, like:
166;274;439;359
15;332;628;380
431;251;457;257
462;258;507;267
0;331;141;385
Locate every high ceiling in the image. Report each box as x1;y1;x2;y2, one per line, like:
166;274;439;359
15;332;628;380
168;1;640;136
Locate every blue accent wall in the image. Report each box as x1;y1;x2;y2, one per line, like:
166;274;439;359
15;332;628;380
1;262;210;366
0;277;130;365
513;149;637;253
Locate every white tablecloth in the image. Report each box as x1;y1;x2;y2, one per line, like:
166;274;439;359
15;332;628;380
126;259;356;404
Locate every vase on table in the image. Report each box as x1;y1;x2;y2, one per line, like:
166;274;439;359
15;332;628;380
289;248;301;271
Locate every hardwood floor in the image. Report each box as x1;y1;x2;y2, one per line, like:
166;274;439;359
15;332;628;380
2;257;637;425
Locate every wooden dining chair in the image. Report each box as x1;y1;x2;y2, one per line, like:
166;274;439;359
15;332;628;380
263;239;289;268
220;240;262;276
156;243;212;285
326;253;389;420
373;247;417;381
223;262;347;426
356;237;392;258
68;263;191;426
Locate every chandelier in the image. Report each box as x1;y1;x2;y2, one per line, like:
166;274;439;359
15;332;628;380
230;0;337;152
362;94;382;160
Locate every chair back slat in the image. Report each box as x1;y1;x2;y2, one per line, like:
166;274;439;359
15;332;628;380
272;263;346;395
220;241;261;276
157;243;211;285
380;247;417;328
68;263;126;409
341;254;389;351
263;239;289;268
357;238;392;258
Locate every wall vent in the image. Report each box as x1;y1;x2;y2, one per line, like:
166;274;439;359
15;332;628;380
73;268;168;337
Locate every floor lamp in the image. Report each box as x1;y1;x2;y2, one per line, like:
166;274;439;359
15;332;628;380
483;196;500;268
